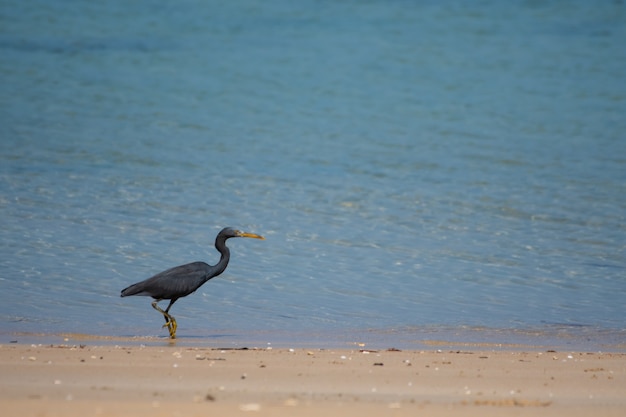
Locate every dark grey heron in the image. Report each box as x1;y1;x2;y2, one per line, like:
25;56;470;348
120;227;264;338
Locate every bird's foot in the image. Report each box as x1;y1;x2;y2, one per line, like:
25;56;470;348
162;317;177;339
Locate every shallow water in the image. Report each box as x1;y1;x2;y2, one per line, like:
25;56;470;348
1;0;625;350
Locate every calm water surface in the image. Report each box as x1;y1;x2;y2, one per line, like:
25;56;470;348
1;0;625;350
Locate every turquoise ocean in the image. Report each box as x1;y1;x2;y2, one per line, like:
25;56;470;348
1;0;625;350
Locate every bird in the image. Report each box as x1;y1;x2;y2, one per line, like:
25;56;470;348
120;227;265;339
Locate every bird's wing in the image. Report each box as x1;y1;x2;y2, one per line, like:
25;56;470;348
121;262;212;299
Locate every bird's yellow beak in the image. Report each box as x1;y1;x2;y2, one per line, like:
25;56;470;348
237;231;265;240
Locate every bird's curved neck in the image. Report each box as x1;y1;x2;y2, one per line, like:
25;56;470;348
211;235;231;278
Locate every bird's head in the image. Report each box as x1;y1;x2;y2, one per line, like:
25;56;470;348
220;227;265;240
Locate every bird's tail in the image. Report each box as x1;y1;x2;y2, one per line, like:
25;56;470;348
120;283;150;297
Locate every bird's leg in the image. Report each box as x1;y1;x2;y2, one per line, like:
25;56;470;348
161;312;176;338
166;316;177;339
150;300;171;328
151;300;176;339
164;300;178;339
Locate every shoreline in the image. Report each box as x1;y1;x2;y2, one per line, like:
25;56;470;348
2;342;625;416
4;327;626;353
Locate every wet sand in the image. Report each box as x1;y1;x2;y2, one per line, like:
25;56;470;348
1;342;625;416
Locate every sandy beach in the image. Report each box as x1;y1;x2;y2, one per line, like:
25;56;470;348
1;340;624;416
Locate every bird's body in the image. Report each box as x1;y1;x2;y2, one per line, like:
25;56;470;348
121;227;264;339
121;261;219;300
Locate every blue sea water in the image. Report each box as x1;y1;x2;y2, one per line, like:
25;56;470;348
1;0;625;350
